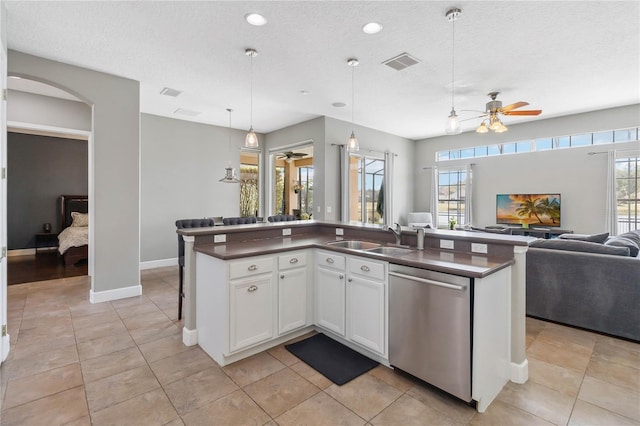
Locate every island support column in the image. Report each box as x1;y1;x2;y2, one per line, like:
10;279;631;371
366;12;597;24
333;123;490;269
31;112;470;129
182;235;198;346
510;245;529;383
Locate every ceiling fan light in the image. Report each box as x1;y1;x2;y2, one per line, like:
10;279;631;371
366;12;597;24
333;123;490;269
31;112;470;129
494;121;508;133
445;110;461;135
245;126;259;148
347;131;359;152
476;122;489;133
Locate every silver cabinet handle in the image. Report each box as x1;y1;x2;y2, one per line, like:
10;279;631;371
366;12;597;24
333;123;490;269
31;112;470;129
388;271;466;291
326;257;335;264
360;265;371;272
280;274;285;279
339;274;344;279
248;285;258;292
248;264;258;271
289;258;299;264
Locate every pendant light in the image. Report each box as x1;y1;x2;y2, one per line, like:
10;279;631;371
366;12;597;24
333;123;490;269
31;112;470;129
347;58;360;152
445;8;462;135
245;48;259;148
219;108;240;183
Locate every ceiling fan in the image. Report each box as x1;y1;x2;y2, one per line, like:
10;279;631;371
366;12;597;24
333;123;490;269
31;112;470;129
468;92;542;133
277;151;307;163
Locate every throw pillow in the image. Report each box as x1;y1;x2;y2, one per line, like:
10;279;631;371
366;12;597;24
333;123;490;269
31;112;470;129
71;212;89;227
558;232;609;243
530;238;631;256
617;230;640;247
605;236;639;257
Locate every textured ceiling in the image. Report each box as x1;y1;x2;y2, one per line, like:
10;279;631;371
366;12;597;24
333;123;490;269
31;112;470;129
5;1;640;140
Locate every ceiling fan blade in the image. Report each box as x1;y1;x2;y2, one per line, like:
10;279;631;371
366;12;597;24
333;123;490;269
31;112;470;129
461;114;488;122
500;101;529;112
502;109;542;116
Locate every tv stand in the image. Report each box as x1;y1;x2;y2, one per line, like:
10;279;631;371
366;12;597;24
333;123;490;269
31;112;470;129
510;227;572;239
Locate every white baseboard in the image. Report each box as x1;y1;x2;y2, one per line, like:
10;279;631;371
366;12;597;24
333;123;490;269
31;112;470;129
140;258;178;270
1;335;9;363
183;327;198;346
510;358;529;383
90;284;142;304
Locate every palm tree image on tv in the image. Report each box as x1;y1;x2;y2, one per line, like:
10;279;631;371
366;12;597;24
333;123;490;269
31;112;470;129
497;194;561;226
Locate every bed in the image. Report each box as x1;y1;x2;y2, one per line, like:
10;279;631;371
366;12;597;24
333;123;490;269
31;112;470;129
58;195;89;266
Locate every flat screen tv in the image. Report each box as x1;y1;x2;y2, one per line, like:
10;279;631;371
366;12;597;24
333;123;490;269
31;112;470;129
496;193;561;227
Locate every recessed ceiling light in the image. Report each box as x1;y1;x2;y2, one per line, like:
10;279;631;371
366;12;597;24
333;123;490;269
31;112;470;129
245;13;267;26
362;22;383;34
332;102;347;108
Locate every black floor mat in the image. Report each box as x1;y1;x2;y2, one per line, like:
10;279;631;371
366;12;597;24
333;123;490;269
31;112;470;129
285;333;379;385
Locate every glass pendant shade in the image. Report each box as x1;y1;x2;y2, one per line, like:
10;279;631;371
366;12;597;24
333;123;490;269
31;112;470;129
347;130;359;152
445;109;461;135
245;126;259;148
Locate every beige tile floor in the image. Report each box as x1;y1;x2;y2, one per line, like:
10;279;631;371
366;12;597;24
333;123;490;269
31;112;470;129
0;265;638;425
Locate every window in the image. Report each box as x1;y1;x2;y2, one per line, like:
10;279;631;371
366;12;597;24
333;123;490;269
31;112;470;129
437;168;467;227
435;127;640;161
349;155;385;224
274;166;285;215
616;155;639;233
297;166;313;217
240;150;260;217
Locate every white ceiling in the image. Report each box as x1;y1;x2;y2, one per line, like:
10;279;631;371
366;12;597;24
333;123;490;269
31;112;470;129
5;1;640;140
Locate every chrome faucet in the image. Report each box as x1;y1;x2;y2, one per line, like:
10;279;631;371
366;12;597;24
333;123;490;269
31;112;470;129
387;222;402;245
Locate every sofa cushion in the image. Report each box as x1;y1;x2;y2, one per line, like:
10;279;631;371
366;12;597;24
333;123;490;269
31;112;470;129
605;236;639;257
618;230;640;247
529;238;631;256
558;232;609;243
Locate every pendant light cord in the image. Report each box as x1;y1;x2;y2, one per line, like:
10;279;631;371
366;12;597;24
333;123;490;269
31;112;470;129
351;64;355;126
451;13;456;111
250;54;253;127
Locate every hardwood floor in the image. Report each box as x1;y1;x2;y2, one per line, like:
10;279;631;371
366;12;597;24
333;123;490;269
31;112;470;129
7;251;87;285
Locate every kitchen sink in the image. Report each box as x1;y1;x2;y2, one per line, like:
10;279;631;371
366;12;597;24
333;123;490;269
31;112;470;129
325;240;382;250
365;246;415;256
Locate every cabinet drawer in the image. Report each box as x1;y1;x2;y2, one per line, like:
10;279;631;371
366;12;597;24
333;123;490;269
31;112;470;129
229;258;273;280
278;252;307;270
316;251;346;271
349;257;386;281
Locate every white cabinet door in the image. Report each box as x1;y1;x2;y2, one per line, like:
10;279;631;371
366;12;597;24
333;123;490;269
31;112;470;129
316;266;346;336
278;267;308;334
229;273;275;352
347;274;385;355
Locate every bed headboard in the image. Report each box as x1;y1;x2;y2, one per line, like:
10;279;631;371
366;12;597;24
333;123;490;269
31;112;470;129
59;195;88;232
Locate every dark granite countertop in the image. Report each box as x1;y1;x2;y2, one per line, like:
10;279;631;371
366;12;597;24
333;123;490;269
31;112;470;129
194;234;514;279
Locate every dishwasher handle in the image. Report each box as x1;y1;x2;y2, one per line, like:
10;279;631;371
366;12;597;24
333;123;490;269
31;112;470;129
389;271;467;291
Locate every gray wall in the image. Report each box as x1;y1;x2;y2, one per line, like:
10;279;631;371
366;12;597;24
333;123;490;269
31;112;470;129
7;132;88;249
140;113;258;262
414;104;640;234
9;50;140;294
8;90;91;130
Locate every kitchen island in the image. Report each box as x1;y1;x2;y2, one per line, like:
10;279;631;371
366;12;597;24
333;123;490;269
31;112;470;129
177;220;534;412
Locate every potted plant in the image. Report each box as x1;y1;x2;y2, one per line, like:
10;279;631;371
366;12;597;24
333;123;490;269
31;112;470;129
293;183;303;194
449;217;457;230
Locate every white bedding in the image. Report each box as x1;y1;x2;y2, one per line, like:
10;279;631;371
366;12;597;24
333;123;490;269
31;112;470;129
58;226;88;254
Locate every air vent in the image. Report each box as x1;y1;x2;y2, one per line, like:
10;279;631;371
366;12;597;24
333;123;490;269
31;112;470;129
382;52;420;71
160;87;182;97
173;108;201;117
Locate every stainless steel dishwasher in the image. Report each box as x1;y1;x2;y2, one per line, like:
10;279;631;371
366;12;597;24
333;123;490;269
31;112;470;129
389;264;473;402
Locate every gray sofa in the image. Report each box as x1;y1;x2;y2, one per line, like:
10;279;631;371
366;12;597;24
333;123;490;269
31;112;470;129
526;231;640;341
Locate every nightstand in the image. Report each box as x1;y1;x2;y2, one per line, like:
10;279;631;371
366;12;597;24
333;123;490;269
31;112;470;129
35;232;59;253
